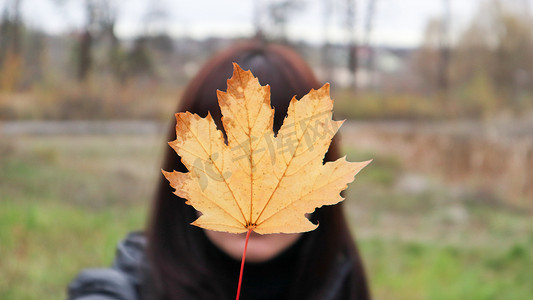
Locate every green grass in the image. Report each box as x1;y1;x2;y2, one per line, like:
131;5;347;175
359;238;533;300
343;145;533;300
0;201;145;299
0;135;155;299
1;134;532;299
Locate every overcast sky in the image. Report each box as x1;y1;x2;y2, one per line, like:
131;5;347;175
14;0;485;47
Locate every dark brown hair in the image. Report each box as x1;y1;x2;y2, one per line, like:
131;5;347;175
146;41;370;300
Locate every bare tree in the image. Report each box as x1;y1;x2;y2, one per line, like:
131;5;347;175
273;0;301;42
253;0;266;39
142;0;169;36
345;0;358;91
413;0;452;99
413;18;443;95
321;0;334;81
363;0;378;89
254;0;305;43
75;0;121;82
103;6;124;82
76;0;97;81
0;0;23;91
0;0;22;55
437;0;451;99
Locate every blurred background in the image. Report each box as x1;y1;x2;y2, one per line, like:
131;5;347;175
0;0;532;299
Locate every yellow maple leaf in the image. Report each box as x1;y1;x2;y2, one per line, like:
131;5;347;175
163;63;370;235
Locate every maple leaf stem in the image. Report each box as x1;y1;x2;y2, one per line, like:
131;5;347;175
236;228;252;300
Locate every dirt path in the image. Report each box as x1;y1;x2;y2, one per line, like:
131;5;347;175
2;119;531;205
0;120;166;135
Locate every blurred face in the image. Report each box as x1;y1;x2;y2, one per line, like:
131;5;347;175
190;51;313;263
204;229;301;263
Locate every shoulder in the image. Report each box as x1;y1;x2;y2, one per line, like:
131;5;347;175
67;231;148;300
111;231;147;286
320;254;358;300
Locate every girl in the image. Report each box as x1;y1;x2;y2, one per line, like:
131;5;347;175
68;41;370;300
